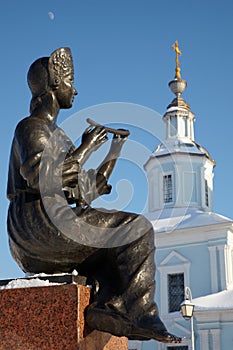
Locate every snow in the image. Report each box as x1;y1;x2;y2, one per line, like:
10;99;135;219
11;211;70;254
0;270;91;291
146;207;232;233
25;270;78;278
0;278;62;290
166;106;188;113
193;288;233;311
0;270;82;290
152;140;203;157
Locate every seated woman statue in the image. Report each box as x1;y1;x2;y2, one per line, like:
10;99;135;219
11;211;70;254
7;47;181;344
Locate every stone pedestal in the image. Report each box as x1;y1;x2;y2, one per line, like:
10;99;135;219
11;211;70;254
0;283;128;350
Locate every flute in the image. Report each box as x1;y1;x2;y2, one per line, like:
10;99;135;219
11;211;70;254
86;118;130;137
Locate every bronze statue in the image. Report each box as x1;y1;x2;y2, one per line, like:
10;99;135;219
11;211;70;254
7;47;181;344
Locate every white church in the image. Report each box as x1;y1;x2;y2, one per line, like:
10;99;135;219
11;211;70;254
129;43;233;350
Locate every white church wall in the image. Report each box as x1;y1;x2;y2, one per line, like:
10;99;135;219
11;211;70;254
195;309;233;350
146;153;214;212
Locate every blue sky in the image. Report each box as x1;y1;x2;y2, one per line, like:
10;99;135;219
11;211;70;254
1;0;233;279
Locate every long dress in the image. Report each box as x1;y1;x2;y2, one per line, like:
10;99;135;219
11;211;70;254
7;114;173;341
7;115;152;273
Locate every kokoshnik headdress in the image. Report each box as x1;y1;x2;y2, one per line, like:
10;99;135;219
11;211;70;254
48;47;74;87
27;47;74;97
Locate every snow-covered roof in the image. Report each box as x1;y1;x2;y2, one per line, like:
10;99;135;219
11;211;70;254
152;140;203;158
150;140;214;163
166;106;189;113
193;288;233;311
145;207;232;233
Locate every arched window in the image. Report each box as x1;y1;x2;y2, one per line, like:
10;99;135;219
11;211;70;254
180;116;188;137
170;116;177;137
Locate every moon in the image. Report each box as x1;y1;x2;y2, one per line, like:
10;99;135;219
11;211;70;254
48;12;55;20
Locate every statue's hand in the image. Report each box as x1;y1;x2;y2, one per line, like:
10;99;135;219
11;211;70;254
62;157;80;188
82;126;108;152
110;130;128;154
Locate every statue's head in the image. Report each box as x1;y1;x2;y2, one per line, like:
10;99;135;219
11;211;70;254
27;47;76;109
27;57;50;97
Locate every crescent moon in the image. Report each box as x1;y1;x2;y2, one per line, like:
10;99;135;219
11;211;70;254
48;12;55;20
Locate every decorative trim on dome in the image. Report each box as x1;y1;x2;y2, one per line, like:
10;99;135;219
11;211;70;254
166;96;190;111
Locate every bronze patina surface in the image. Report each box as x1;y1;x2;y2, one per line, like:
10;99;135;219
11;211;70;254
7;47;181;344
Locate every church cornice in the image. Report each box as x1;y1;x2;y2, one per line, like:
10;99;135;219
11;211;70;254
163;107;195;121
144;147;215;170
154;221;233;247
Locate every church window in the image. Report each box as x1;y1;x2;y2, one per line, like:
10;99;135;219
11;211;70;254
170;116;177;137
180;116;188;137
205;179;209;207
158;252;190;315
168;273;184;312
163;174;173;203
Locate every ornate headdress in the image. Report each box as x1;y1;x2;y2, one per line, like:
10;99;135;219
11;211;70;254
27;47;74;97
48;47;74;87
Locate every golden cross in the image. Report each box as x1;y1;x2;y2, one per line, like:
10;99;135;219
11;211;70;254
172;40;182;79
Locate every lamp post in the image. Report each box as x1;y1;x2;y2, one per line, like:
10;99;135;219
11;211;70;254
180;286;195;350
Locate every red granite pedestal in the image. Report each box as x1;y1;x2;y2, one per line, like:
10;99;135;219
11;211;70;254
0;284;128;350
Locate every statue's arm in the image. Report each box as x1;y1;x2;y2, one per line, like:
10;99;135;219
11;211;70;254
15;119;51;191
84;133;128;203
62;127;127;205
16;119;79;193
61;126;110;204
97;133;128;182
70;126;108;166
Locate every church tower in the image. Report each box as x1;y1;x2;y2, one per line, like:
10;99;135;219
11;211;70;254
144;41;215;214
141;42;233;350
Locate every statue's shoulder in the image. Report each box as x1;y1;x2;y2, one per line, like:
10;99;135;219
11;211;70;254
15;116;49;138
16;116;46;129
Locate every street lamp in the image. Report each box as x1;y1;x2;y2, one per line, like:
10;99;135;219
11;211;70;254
180;287;195;350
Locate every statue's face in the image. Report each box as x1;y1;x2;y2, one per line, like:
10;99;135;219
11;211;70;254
54;74;77;109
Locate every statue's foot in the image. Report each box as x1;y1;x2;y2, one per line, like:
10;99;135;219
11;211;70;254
128;314;182;343
85;303;182;343
128;327;182;343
